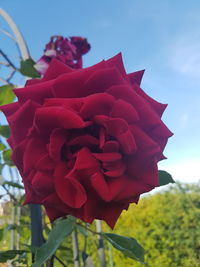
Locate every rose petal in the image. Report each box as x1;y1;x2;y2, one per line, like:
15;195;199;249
133;83;167;117
32;171;54;195
73;147;100;174
12;139;28;173
49;128;67;162
14;80;54;104
54;65;126;98
80;93;115;119
0;102;19;117
94;115;137;154
23;137;48;173
93;152;121;162
69;135;99;147
53;61;106;98
102;141;119;152
7;100;40;146
128;70;145;86
105;53;127;79
55;163;87;208
44;98;83;112
97;202;127;229
34;106;85;133
110;99;139;123
90;171;111;201
42;58;73;81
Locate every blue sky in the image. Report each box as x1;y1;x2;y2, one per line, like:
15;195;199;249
1;0;200;183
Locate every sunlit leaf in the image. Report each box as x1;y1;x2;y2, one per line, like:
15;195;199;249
3;149;13;165
0;142;6;151
0;85;15;105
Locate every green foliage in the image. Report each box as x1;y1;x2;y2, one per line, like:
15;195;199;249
0;85;15;105
0;250;28;263
0;125;10;138
20;58;40;78
31;216;76;267
2;149;13;165
104;183;200;267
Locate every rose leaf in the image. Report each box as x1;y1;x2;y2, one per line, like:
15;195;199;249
102;233;145;264
31;216;76;267
158;170;175;186
20;59;40;78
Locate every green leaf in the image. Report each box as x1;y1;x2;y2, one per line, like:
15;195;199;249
0;250;27;263
0;85;15;105
103;233;145;263
6;224;18;231
3;181;24;190
0;125;10;138
0;164;5;174
158;170;175;186
31;216;76;267
0;228;4;241
3;149;13;165
20;58;40;78
0;143;6;151
76;224;88;237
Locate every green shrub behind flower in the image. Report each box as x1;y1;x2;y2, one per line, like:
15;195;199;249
102;183;200;267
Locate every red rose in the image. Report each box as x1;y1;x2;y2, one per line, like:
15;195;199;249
1;54;172;228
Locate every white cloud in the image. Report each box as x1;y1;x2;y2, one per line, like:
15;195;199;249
169;33;200;78
179;113;189;129
159;159;200;183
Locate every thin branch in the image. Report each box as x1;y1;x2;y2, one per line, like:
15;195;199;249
0;61;10;67
0;77;13;85
0;28;16;41
76;222;99;235
54;255;68;267
7;70;16;82
0;48;18;70
2;184;18;203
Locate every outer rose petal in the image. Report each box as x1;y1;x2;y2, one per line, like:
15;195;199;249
42;58;73;82
0;102;19;117
105;53;127;79
14;80;54;104
7;100;40;146
128;70;145;86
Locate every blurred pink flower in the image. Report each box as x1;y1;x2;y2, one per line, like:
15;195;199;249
35;36;90;75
